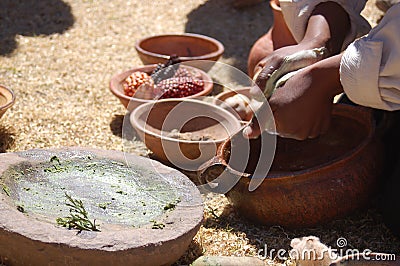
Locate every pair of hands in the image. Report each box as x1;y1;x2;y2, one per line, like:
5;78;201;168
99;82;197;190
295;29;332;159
243;45;343;140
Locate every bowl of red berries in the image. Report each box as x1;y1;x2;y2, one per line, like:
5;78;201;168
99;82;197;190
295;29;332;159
110;57;214;112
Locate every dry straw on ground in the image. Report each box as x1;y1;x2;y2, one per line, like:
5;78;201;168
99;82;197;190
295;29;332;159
0;0;397;265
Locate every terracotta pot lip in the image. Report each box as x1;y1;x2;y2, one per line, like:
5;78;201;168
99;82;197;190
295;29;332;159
109;64;214;105
213;87;252;122
135;33;225;61
270;0;281;11
0;84;16;111
219;104;375;181
213;87;251;103
130;98;242;144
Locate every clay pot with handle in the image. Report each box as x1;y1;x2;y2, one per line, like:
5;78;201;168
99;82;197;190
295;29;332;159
247;0;297;77
198;104;384;228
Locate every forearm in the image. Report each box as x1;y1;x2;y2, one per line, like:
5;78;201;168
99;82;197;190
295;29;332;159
309;53;344;98
299;2;350;54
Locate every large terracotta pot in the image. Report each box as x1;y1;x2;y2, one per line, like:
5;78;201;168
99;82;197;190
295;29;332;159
247;0;297;77
199;104;384;228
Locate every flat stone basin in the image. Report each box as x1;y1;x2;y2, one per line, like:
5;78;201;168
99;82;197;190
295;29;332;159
0;147;203;265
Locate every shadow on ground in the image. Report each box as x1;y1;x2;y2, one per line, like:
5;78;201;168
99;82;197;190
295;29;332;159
110;114;140;141
185;0;273;72
0;0;75;56
173;239;203;266
0;125;15;152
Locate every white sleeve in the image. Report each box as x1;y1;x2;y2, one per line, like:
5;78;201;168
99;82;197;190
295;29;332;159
279;0;371;51
340;4;400;111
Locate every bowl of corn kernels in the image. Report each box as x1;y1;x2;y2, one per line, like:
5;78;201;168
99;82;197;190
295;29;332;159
110;58;213;112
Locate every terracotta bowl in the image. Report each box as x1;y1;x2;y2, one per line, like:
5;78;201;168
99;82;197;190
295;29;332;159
200;104;384;228
109;64;213;112
214;87;253;122
135;33;224;66
130;99;242;170
0;85;15;120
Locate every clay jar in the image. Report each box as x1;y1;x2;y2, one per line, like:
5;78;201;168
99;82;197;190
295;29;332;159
199;104;384;228
247;0;297;77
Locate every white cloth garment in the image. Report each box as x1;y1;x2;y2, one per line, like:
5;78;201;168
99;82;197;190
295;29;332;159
279;0;400;111
279;0;371;50
340;4;400;110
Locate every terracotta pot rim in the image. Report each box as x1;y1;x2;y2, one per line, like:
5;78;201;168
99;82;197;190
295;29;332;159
130;98;242;144
135;33;225;61
0;84;16;111
218;104;375;181
109;64;214;104
270;0;281;11
213;87;252;122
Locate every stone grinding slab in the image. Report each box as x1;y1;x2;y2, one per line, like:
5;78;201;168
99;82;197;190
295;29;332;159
0;147;203;265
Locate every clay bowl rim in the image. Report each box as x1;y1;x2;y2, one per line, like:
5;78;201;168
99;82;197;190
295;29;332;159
213;87;252;104
135;33;225;62
218;104;375;181
109;64;214;106
213;87;253;122
0;84;16;111
130;98;242;145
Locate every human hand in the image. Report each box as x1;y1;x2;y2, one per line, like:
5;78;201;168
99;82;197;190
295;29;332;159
251;44;315;97
244;54;344;140
252;44;330;100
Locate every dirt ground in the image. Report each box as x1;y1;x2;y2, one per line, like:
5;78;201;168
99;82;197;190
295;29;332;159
0;0;398;265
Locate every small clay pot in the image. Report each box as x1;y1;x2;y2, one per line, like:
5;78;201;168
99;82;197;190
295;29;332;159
247;0;297;77
109;64;213;112
135;33;224;67
130;99;241;169
213;87;253;122
199;104;384;228
0;85;15;120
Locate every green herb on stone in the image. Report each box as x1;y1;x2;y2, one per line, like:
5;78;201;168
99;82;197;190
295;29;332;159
98;202;111;210
50;155;61;165
116;190;127;195
16;205;25;213
56;193;100;232
150;220;165;229
1;183;10;196
164;198;181;211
